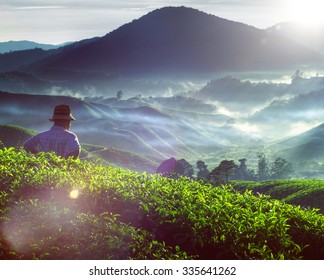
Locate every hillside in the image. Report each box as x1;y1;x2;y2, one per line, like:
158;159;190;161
27;6;321;78
247;87;324;140
232;179;324;214
195;75;287;113
0;124;36;148
1;148;324;260
272;122;324;162
81;144;160;173
0;71;52;94
0;49;56;73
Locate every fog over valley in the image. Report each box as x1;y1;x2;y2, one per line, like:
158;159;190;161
2;70;324;168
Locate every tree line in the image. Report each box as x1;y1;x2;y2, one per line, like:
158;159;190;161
156;153;293;185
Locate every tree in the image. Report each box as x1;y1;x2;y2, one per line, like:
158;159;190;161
257;153;270;181
209;160;235;185
176;159;194;178
291;70;304;84
116;90;123;100
232;158;255;180
196;160;209;181
156;157;193;179
270;157;293;179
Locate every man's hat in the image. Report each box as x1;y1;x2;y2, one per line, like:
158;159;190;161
49;104;76;121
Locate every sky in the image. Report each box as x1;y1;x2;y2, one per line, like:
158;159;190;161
1;0;324;44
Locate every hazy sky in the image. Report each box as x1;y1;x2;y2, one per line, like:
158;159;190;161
1;0;323;44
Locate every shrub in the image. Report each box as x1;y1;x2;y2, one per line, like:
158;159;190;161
1;148;324;259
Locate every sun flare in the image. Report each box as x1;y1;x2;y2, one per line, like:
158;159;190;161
69;190;79;199
284;0;324;25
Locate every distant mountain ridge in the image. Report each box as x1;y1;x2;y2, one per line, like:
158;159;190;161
25;6;321;78
0;40;69;54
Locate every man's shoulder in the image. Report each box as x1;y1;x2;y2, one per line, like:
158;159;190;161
65;129;78;138
29;129;51;139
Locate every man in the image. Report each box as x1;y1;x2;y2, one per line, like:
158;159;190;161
23;104;81;158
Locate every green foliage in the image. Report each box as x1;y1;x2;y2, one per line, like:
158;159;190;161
156;158;194;179
270;157;293;180
1;148;324;260
209;160;235;185
196;160;209;181
232;179;324;215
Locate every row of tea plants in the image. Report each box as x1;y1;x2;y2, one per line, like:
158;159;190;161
231;180;324;214
1;148;324;259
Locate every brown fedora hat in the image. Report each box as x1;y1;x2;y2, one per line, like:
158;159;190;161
49;104;76;121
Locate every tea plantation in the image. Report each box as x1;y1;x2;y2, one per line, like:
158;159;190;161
1;148;324;260
231;180;324;214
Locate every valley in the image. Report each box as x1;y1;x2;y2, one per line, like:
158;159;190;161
2;70;324;179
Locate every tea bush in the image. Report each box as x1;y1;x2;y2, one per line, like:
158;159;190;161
231;180;324;214
1;148;324;259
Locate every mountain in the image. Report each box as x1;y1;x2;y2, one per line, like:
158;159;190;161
0;40;68;54
267;22;324;55
0;49;56;72
0;38;95;74
272;122;324;162
253;88;324;123
194;75;287;112
0;71;52;93
27;6;321;78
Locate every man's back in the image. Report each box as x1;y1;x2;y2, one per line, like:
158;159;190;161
24;125;81;158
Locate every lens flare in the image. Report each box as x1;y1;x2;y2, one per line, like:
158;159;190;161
69;189;79;199
284;0;324;25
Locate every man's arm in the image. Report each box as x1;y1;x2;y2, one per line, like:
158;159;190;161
66;147;81;159
66;134;81;159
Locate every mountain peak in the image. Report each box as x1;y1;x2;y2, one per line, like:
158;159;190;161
28;6;321;78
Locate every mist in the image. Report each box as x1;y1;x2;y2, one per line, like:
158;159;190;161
2;69;324;175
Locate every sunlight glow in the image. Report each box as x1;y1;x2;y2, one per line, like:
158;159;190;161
14;6;64;10
284;0;324;25
234;122;260;135
69;190;79;200
287;121;322;137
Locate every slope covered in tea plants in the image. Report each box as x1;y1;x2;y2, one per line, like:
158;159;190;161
1;148;324;260
232;180;324;214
